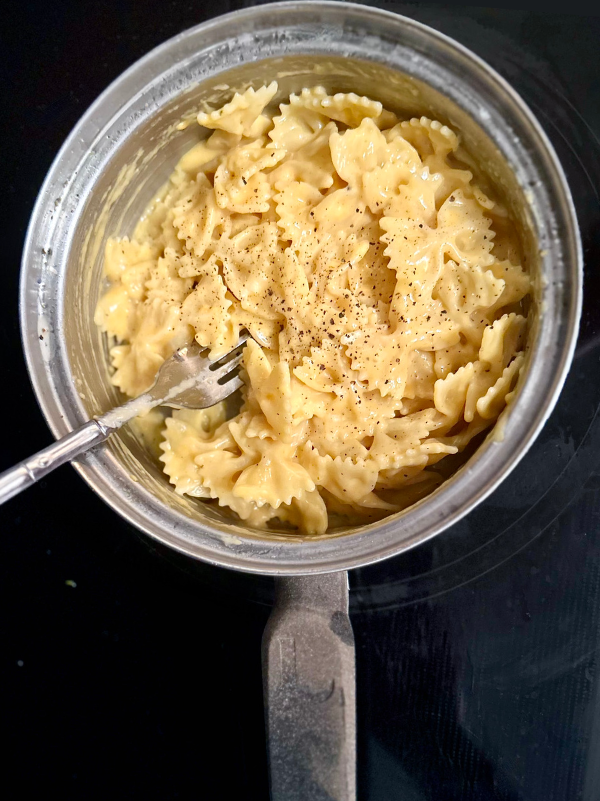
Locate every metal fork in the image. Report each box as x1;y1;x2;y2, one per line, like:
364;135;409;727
0;335;248;505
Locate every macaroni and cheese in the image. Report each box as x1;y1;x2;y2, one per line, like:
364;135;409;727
95;83;530;535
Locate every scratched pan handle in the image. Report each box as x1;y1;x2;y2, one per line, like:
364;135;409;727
262;572;356;801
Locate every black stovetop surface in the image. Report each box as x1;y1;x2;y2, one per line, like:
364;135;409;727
2;2;600;799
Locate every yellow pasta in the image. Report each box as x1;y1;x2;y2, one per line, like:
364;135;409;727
95;83;531;535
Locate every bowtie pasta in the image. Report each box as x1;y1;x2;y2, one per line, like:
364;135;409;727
95;83;530;535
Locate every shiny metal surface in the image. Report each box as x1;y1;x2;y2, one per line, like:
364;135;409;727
0;337;248;504
0;420;107;504
98;335;248;428
263;571;355;800
20;1;582;574
145;336;247;412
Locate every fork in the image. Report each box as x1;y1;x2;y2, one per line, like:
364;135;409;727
0;334;248;505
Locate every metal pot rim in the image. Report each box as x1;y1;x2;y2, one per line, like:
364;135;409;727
20;1;582;574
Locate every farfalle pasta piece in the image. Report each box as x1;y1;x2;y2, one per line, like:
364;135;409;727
109;297;191;396
195;449;261;520
94;238;157;341
463;314;526;422
434;260;506;344
433;362;475;421
479;313;527;369
102;237;158;284
197;82;278;136
218;222;294;321
269;102;329;151
233;442;316;509
293;338;356;396
437;416;491;452
376;465;439;490
244;340;296;442
330;118;420;211
382;189;495;301
310;234;371;306
347;242;397;317
436;261;505;316
487;260;531;309
145;250;194;305
281;490;329;535
299;443;380;505
391;117;475;205
404;350;437;400
172;173;230;263
373;439;458;472
214;139;285;213
343;331;415;399
305;388;397;453
435;190;495;267
230;304;281;351
383;168;442;227
179;256;238;358
476;352;525;419
367;407;451;469
160;406;227;497
269;121;338;190
381;189;497;350
274;180;323;246
391;116;459;157
290;86;396;129
434;340;480;380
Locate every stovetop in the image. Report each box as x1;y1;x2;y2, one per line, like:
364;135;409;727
2;2;599;799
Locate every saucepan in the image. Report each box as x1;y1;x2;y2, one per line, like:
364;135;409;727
20;3;581;798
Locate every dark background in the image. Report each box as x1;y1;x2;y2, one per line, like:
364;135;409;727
2;2;600;799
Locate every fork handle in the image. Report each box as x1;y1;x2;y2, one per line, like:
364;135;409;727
0;420;109;505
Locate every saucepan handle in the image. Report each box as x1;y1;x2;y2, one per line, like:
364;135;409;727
262;571;356;801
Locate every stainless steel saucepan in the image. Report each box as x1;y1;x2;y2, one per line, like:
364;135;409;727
19;3;581;799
